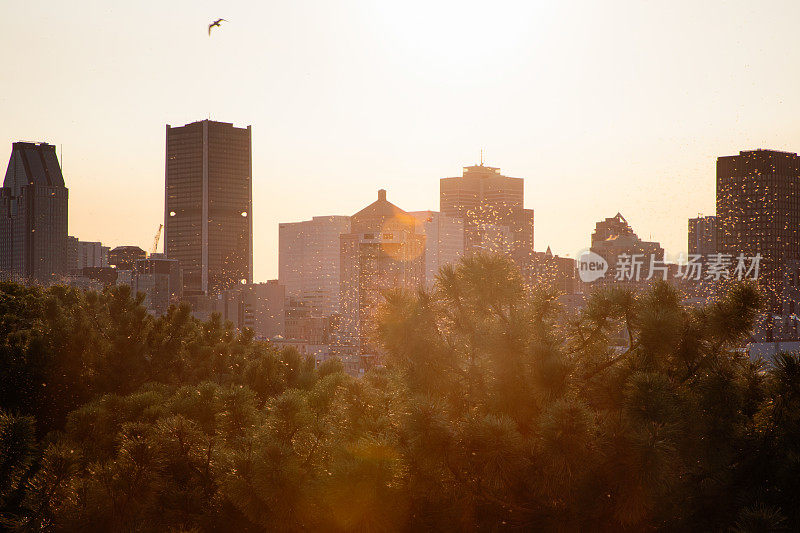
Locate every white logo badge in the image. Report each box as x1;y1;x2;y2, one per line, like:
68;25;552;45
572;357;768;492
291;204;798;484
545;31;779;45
578;250;608;283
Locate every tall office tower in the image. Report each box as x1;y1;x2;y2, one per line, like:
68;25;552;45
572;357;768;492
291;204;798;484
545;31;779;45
339;190;426;351
279;215;351;316
589;213;664;287
688;215;717;257
717;150;800;332
0;142;68;281
440;163;534;261
409;211;464;288
164;120;253;297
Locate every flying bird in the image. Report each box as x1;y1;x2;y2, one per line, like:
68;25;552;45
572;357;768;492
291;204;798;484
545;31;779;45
208;18;226;36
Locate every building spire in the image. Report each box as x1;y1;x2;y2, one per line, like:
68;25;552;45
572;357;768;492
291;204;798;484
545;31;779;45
480;148;484;166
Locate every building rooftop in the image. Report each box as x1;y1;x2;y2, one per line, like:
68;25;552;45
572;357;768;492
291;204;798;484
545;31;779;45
352;189;408;220
3;141;65;190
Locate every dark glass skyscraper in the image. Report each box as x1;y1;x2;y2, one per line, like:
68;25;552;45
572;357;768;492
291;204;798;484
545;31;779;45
717;149;800;337
0;142;68;280
688;215;717;257
164;120;253;296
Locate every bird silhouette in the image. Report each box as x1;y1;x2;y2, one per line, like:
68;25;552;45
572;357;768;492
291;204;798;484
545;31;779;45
208;18;226;36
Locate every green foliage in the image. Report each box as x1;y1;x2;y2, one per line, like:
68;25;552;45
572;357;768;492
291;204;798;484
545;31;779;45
1;255;799;531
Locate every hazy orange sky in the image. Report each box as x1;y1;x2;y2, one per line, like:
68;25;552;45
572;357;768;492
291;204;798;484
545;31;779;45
3;1;799;281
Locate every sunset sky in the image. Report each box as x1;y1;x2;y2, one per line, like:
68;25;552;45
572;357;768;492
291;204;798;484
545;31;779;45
3;0;800;281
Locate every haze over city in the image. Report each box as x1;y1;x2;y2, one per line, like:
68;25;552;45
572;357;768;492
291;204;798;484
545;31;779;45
3;0;800;281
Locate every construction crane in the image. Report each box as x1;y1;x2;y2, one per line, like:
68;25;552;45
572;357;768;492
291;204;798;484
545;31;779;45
151;223;163;255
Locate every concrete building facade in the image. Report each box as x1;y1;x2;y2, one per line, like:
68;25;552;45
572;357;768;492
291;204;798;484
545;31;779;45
589;213;664;288
440;163;534;262
213;280;285;340
523;247;578;295
132;254;183;315
409;210;464;288
108;246;146;270
66;237;109;273
339;190;426;352
279;215;350;316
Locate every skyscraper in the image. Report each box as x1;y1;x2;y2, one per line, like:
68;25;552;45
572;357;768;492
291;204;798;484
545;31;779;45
440;163;534;261
339;190;425;351
279;215;351;316
688;215;717;258
164;120;253;296
717;149;800;335
0;142;68;280
409;210;464;288
589;213;664;287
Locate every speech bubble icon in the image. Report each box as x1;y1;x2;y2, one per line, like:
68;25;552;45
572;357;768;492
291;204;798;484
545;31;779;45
577;250;608;283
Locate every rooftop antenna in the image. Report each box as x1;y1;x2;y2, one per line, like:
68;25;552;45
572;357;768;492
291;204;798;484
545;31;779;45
480;148;484;166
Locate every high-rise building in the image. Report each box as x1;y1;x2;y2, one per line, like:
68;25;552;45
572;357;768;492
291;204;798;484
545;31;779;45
0;142;68;280
409;211;464;288
279;215;350;316
589;213;664;287
164;120;253;297
688;215;717;258
339;189;426;351
440;163;534;262
717;149;800;336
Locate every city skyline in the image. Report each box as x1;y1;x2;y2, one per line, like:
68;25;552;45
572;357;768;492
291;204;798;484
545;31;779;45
3;1;800;281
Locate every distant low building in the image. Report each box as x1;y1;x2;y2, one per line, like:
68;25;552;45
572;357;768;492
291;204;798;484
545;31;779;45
81;266;118;286
66;237;109;273
132;254;182;315
285;297;338;345
116;269;134;289
522;246;578;294
108;246;146;270
213;280;285;340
